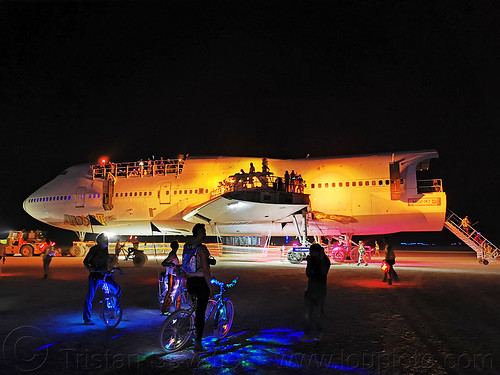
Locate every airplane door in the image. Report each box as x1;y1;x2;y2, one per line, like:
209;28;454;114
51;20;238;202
76;187;86;208
159;183;171;204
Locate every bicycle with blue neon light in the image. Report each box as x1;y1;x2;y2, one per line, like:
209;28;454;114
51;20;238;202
159;277;238;353
100;267;123;328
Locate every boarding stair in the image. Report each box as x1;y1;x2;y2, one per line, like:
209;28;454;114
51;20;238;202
444;209;499;265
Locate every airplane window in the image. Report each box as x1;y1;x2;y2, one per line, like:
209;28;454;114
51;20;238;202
372;181;376;186
385;180;390;185
379;180;383;185
332;183;335;187
346;182;350;187
194;189;197;194
318;183;322;188
325;183;329;188
189;190;192;194
365;181;369;186
184;190;187;194
149;192;152;196
120;193;123;197
166;191;169;195
68;196;71;200
311;184;315;188
134;192;138;196
125;193;128;197
139;192;143;196
352;182;356;187
199;188;204;194
339;182;343;187
205;189;208;193
179;190;182;194
115;193;118;197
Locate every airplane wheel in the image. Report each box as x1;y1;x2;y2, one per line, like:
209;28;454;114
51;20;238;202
20;245;33;257
133;253;148;267
483;259;489;266
332;249;346;262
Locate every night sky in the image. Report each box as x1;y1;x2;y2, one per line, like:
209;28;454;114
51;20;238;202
1;1;499;245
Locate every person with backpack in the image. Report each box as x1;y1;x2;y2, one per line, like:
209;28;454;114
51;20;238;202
182;223;213;352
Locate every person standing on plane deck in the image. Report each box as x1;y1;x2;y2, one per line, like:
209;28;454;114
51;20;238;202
284;170;290;192
182;224;213;352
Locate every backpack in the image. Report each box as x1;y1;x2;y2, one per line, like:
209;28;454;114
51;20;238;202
182;244;199;274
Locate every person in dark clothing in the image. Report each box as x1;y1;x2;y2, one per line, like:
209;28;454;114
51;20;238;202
42;238;55;279
182;224;213;352
382;237;399;285
303;243;330;341
82;233;121;325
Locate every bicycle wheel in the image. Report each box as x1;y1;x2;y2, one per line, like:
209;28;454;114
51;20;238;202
159;310;194;353
214;298;234;339
101;294;122;328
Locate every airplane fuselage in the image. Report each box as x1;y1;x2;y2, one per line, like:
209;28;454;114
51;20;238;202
23;150;446;238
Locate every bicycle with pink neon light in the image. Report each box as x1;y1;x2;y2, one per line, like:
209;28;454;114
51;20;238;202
158;277;238;353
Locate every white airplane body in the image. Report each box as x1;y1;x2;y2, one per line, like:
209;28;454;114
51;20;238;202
23;150;446;240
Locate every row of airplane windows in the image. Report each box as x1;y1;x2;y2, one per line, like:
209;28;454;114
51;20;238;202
28;196;72;203
310;179;394;189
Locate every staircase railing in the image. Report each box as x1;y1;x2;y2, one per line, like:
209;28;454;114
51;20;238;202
444;209;499;265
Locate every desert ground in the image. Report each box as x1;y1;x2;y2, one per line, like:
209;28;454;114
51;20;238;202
0;249;499;375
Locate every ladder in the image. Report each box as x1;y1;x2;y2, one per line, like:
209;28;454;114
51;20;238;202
444;209;499;265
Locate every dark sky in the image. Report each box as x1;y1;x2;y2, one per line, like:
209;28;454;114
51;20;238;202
1;0;499;244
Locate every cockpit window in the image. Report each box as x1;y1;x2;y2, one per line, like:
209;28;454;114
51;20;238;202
59;170;68;175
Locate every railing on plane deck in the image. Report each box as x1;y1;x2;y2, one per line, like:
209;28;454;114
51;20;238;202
210;171;306;200
444;209;499;265
417;179;443;193
91;159;185;180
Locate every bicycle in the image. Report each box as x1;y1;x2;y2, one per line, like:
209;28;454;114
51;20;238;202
158;277;238;353
158;264;189;314
99;267;123;327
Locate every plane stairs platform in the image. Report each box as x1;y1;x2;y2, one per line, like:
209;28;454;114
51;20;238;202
444;209;499;265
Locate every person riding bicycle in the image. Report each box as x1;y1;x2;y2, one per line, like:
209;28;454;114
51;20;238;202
160;240;181;314
83;233;121;325
182;223;213;352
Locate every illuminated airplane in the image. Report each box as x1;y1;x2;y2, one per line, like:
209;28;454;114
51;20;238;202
23;150;446;245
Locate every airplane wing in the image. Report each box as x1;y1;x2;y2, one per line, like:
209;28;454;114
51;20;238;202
182;191;310;224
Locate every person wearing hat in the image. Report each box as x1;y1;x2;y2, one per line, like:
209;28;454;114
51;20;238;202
82;233;120;325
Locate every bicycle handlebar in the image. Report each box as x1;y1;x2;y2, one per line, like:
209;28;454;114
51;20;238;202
210;277;238;289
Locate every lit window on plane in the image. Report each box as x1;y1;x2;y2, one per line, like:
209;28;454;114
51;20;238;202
189;190;192;194
184;190;187;194
346;182;350;187
339;182;343;187
125;193;128;197
194;189;197;194
174;190;177;195
149;192;152;196
139;192;143;196
325;183;329;188
166;191;169;195
352;182;356;187
179;190;182;195
372;181;376;186
332;183;336;187
68;196;71;200
199;187;204;194
133;192;137;196
311;184;315;188
318;183;322;188
120;193;123;197
379;180;383;185
205;189;208;193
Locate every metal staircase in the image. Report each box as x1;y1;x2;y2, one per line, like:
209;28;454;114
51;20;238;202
444;209;499;265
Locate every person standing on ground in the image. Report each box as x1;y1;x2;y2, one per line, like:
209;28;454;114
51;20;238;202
182;224;213;352
83;233;120;325
382;237;399;285
303;243;330;341
161;240;181;314
42;238;55;279
356;240;369;266
0;243;6;275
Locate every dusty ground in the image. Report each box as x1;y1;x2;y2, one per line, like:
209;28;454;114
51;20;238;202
0;250;499;375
